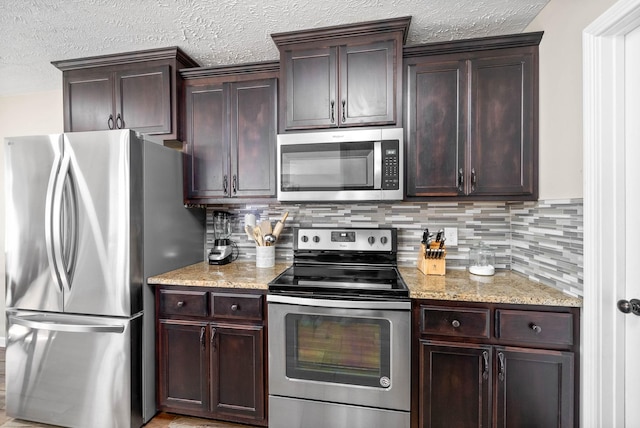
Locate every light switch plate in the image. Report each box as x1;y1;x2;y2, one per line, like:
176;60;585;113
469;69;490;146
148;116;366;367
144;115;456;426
444;227;458;246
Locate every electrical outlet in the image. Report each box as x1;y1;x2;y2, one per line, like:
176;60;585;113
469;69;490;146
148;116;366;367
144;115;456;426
444;227;458;246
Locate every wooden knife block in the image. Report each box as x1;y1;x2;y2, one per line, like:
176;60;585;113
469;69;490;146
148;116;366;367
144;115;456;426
417;243;446;276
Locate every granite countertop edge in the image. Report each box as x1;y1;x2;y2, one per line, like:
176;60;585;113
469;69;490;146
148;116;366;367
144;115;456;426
148;261;582;308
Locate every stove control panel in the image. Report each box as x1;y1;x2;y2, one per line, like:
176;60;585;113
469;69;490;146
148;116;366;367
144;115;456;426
296;228;395;252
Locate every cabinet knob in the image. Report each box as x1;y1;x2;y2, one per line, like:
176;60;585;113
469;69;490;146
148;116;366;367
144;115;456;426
231;304;239;311
176;301;185;307
530;323;542;334
451;319;461;328
108;114;114;130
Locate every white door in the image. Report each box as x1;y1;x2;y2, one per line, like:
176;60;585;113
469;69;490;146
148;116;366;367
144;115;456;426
583;0;640;426
623;25;640;427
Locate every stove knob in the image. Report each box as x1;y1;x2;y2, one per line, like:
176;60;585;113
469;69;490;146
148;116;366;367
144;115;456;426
368;236;376;245
301;235;309;243
380;236;388;245
313;235;320;243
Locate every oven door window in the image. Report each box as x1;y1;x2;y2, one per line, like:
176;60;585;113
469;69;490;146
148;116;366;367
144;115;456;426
280;142;375;191
285;313;391;388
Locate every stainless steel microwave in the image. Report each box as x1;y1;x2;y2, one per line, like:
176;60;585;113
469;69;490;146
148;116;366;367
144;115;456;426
277;128;404;202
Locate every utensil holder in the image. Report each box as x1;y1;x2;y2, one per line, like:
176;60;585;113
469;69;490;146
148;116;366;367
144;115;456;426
256;245;275;268
417;243;446;276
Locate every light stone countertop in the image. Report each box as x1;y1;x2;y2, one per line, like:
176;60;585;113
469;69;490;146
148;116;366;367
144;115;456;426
148;261;582;307
148;261;289;290
399;267;582;307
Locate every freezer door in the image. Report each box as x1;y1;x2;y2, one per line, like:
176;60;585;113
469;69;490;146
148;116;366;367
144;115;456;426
6;310;143;428
5;134;65;312
62;130;139;317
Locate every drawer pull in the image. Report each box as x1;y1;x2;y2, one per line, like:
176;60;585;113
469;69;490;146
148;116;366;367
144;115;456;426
176;301;185;307
231;304;239;311
530;323;542;334
498;352;505;382
199;327;205;347
451;319;461;328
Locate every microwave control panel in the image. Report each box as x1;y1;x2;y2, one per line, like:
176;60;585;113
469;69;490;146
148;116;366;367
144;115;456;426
382;140;400;190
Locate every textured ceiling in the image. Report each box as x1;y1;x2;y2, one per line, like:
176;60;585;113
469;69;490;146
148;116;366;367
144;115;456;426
0;0;548;96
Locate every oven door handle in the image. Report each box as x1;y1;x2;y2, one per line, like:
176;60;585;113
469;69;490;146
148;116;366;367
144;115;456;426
266;294;411;310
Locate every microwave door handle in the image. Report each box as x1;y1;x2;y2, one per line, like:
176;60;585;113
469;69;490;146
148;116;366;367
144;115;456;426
374;141;382;188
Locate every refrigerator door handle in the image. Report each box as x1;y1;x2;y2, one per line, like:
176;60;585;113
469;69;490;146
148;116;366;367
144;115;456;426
50;153;74;294
44;139;65;293
9;314;125;334
61;167;79;286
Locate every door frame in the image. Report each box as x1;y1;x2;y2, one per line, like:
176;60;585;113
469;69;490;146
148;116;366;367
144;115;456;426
583;0;640;426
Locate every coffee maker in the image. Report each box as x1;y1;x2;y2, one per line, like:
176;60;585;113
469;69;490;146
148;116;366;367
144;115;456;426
208;211;235;265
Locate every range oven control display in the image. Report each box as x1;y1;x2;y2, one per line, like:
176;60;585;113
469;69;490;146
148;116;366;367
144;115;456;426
297;228;394;252
331;231;356;242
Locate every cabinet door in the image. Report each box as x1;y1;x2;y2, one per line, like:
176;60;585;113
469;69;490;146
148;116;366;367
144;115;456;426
64;70;114;132
469;51;536;196
210;323;265;421
229;79;277;198
115;65;171;134
283;46;337;129
158;320;210;412
340;40;396;126
420;341;491;428
184;83;229;200
494;347;574;428
406;58;468;197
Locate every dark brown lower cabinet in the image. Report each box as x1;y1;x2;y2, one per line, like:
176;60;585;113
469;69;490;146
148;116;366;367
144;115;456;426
158;320;209;413
494;347;574;428
156;287;267;426
415;300;579;428
420;342;491;427
210;323;265;420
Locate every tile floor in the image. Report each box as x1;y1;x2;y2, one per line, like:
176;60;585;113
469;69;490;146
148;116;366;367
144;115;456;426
0;348;252;428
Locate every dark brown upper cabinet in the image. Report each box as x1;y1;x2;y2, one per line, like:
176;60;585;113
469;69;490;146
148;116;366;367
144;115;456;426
181;62;279;204
52;47;198;143
272;17;411;132
404;32;542;201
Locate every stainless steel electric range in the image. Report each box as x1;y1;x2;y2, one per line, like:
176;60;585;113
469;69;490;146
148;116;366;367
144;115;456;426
267;227;411;428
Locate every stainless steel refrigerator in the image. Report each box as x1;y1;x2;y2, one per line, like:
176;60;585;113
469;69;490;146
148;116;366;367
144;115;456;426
4;130;205;428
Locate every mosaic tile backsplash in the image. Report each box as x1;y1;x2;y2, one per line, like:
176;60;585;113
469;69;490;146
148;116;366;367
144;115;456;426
204;199;584;297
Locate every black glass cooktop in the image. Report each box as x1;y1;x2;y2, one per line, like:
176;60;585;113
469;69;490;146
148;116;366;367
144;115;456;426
268;264;409;298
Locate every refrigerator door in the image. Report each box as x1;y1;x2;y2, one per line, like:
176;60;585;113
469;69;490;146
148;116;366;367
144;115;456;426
62;130;138;317
5;134;65;312
6;310;142;428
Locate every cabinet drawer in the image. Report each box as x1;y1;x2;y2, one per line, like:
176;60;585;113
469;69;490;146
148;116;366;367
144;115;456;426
211;293;263;321
159;289;208;317
420;306;490;339
496;309;574;347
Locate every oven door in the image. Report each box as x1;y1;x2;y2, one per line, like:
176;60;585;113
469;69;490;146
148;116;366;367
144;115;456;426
267;295;411;411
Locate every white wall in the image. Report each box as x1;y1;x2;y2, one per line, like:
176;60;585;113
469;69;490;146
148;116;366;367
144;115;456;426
526;0;617;199
0;89;63;341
